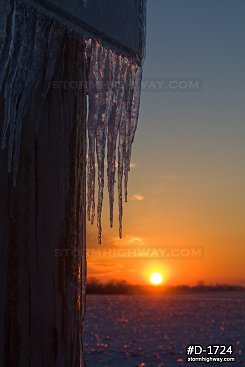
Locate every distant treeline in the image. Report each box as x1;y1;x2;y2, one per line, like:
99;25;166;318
87;279;245;295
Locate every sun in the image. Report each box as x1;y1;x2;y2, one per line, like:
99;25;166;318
150;272;163;286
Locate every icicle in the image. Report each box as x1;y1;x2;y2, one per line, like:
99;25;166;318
0;7;18;93
43;23;61;99
124;66;143;203
87;41;100;225
12;13;49;183
117;61;131;238
95;47;111;244
85;41;143;241
107;54;124;228
0;2;64;184
1;7;21;151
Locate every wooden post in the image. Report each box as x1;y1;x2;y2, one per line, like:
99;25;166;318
0;21;87;366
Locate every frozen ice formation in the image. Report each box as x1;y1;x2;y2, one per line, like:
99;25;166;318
0;2;143;242
85;39;142;243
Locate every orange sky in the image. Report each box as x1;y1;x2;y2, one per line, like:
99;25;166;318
86;169;245;285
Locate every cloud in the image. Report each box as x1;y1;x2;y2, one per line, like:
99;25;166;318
87;262;124;277
111;235;144;248
126;236;143;244
130;193;144;201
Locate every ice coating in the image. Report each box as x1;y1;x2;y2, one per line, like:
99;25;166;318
0;5;142;239
0;4;62;184
85;40;142;242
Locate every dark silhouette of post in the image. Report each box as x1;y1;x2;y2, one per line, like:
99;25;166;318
0;27;87;367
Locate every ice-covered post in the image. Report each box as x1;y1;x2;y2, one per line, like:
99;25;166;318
0;1;146;366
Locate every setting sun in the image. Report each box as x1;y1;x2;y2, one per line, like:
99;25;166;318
150;272;163;286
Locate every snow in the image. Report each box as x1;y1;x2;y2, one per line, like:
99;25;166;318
84;293;245;367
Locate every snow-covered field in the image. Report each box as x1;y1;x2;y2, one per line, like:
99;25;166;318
84;292;245;367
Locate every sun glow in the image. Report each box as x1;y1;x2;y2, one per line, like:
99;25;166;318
150;272;163;285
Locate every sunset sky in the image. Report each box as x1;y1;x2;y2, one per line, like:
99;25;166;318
87;0;245;286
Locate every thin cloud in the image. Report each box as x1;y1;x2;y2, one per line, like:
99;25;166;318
112;235;144;247
126;236;143;244
130;193;144;201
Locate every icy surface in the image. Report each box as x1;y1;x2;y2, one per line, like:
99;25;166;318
84;293;245;367
0;4;63;183
85;40;142;243
0;5;142;240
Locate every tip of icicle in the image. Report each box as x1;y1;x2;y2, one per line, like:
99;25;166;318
98;231;102;244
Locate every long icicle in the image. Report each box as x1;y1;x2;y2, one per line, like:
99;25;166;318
85;41;143;241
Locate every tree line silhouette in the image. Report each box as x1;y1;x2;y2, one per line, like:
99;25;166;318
86;278;244;295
